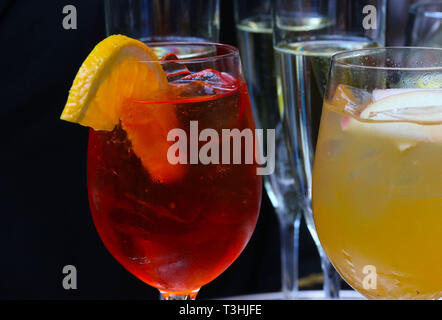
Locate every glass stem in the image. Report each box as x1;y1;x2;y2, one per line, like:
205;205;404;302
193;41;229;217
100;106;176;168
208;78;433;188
160;289;199;300
278;209;301;299
302;204;341;299
319;251;341;299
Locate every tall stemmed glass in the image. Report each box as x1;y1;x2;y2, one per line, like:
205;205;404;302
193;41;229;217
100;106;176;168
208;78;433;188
234;0;302;299
406;1;442;47
273;0;386;298
87;43;262;300
313;47;442;300
105;0;220;42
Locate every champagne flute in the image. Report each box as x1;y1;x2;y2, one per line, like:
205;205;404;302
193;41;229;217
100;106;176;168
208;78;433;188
105;0;220;43
234;0;302;299
273;0;387;298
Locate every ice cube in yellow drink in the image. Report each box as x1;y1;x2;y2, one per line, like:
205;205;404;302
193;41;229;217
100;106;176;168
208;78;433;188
313;88;442;299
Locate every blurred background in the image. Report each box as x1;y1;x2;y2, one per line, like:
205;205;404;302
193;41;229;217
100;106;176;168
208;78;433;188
0;0;431;299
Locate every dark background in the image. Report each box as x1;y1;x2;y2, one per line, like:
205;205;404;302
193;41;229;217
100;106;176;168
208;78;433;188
0;0;421;299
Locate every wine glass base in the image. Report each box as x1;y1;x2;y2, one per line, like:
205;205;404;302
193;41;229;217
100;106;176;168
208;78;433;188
160;289;200;300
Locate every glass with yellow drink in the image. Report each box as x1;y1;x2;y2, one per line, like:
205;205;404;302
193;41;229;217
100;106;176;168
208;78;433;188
313;47;442;299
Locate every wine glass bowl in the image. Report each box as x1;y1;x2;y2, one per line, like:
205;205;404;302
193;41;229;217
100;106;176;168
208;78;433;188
313;47;442;300
87;43;262;299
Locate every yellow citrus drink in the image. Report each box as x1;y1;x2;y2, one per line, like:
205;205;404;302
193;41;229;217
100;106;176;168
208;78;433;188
313;87;442;299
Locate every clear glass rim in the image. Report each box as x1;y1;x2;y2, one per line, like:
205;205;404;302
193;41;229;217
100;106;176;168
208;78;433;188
141;41;239;63
332;46;442;71
410;0;442;14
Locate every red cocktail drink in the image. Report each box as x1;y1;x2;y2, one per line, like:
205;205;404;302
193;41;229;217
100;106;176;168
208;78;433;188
87;44;262;297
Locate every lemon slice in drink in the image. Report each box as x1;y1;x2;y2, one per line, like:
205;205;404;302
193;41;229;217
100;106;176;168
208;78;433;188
61;35;184;183
340;89;442;148
360;90;442;123
60;34;168;131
